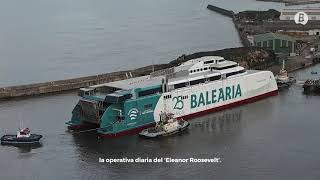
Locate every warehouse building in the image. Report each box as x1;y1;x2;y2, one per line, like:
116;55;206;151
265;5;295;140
253;33;296;55
280;8;320;21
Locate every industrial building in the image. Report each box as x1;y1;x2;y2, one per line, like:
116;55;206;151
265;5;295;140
280;8;320;21
253;33;296;55
309;29;320;36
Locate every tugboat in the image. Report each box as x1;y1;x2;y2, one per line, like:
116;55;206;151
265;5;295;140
275;60;296;89
1;128;42;145
139;113;189;138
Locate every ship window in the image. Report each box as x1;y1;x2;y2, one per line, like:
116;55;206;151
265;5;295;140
119;94;132;101
209;75;221;81
197;69;200;72
174;82;186;89
210;64;238;70
190;78;205;86
226;69;246;78
144;104;153;110
204;67;208;70
138;87;162;97
105;94;132;103
204;60;214;64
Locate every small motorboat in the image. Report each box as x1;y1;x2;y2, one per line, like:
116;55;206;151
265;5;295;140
139;113;189;138
311;71;318;75
1;128;42;145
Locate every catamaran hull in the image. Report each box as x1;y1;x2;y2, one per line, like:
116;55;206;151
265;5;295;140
98;90;277;138
153;70;278;122
70;70;278;138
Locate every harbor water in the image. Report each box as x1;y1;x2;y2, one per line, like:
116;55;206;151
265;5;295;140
1;65;320;179
0;0;288;87
1;0;320;179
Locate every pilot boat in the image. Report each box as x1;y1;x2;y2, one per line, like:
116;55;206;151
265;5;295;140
1;128;42;145
139;113;189;138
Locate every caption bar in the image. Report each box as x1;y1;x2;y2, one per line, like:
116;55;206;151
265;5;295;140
99;157;221;164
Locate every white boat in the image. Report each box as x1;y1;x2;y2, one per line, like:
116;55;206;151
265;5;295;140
139;113;189;138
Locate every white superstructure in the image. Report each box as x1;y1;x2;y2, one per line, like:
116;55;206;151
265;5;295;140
85;56;278;123
153;56;278;121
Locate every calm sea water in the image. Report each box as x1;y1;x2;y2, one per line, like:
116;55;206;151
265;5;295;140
0;0;290;87
1;0;320;179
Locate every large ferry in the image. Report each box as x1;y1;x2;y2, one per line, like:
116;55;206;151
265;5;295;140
66;56;278;137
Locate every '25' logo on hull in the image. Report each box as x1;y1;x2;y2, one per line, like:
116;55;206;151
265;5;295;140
172;96;184;110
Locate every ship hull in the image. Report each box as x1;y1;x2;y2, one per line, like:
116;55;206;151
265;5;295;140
98;90;277;138
153;70;278;122
98;70;278;138
70;70;278;138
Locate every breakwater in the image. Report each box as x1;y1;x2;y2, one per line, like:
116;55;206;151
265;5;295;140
206;5;234;18
206;5;249;46
0;64;168;100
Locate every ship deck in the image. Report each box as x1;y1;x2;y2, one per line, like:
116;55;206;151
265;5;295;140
90;69;262;91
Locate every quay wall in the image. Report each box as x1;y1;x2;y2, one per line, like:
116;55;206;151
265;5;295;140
268;56;315;75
